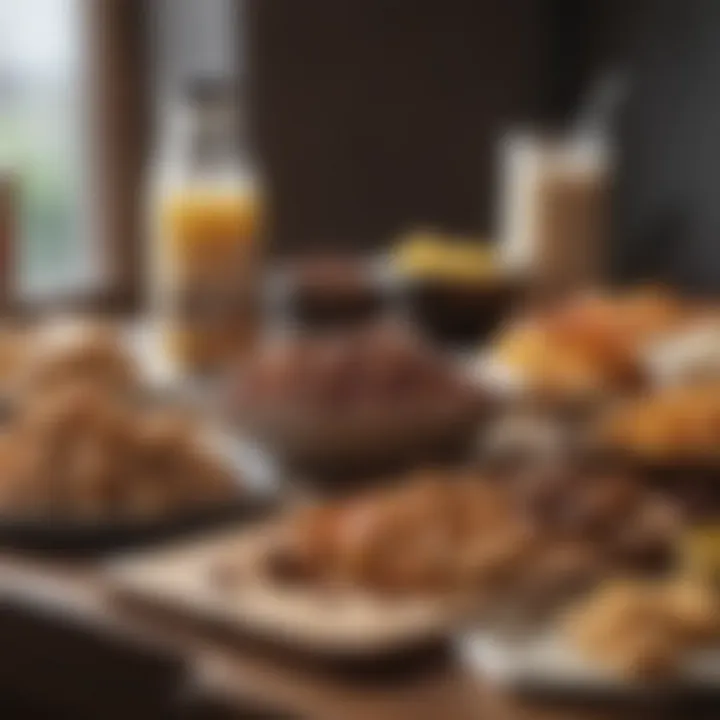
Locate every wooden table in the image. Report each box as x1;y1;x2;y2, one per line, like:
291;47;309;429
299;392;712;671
0;556;712;719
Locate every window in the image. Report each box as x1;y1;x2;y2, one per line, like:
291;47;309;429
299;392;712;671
0;0;237;310
0;0;94;296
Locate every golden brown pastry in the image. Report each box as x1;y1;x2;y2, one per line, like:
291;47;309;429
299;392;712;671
265;470;670;602
21;320;138;399
267;474;534;595
565;577;720;679
0;382;239;521
492;289;684;396
601;383;720;460
263;466;681;605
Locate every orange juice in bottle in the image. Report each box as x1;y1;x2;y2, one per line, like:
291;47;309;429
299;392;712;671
150;78;261;374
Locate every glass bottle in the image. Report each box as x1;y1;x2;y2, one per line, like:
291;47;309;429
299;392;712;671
148;77;261;375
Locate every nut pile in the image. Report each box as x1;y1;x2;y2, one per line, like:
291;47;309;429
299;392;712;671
239;324;476;417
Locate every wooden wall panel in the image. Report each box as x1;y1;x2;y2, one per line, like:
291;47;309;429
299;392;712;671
246;0;546;255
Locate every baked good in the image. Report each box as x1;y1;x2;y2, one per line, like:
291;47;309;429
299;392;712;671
564;578;720;679
20;319;138;398
600;383;720;461
266;473;535;596
0;381;239;521
261;468;680;603
489;289;684;397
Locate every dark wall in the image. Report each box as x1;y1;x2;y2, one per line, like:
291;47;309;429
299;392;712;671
613;0;720;293
247;0;648;258
247;0;547;255
544;0;646;124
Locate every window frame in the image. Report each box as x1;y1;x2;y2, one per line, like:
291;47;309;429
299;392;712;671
6;0;149;317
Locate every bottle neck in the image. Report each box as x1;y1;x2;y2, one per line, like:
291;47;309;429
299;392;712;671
159;96;252;185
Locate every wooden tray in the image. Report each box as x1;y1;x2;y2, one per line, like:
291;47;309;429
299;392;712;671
105;526;481;657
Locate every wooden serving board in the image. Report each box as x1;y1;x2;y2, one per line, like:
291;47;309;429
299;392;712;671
104;526;481;657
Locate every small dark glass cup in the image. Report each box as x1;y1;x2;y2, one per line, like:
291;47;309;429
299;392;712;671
400;277;521;349
265;256;396;332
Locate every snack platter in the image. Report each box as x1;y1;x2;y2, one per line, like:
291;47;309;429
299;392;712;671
0;499;258;554
4;289;720;697
106;526;482;656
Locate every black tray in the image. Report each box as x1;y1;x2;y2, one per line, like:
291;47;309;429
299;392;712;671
0;495;276;557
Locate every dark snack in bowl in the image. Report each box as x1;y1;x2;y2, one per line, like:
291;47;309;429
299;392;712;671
391;232;517;347
233;323;484;482
0;381;240;522
402;278;519;349
267;256;391;331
